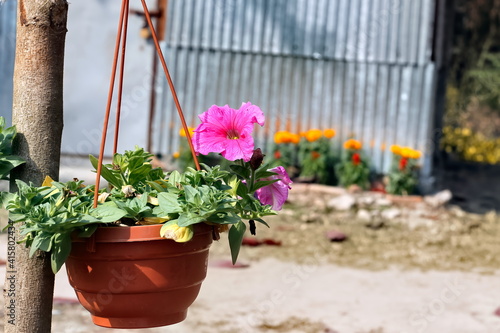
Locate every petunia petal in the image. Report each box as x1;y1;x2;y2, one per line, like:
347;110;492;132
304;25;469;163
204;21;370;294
255;166;293;210
192;103;265;161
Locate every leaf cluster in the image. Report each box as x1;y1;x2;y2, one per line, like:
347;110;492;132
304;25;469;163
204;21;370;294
335;150;371;190
3;179;121;273
0;117;25;180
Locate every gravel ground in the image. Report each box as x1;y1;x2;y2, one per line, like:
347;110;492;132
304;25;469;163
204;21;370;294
2;183;500;332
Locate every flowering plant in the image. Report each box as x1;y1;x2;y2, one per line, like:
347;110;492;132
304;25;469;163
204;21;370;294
3;103;292;273
387;145;421;195
297;128;337;184
271;130;300;175
335;139;370;189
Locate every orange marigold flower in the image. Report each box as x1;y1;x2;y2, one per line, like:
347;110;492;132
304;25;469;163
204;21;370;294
179;127;195;138
274;131;287;144
390;145;401;155
274;150;282;159
299;131;307;137
306;129;323;142
290;133;301;144
173;151;180;159
323;128;336;139
311;151;321;159
344;139;362;150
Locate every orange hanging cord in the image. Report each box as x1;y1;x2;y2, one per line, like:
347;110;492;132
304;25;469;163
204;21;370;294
93;0;200;208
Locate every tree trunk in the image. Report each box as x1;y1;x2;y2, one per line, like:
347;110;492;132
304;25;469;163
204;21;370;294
3;0;68;332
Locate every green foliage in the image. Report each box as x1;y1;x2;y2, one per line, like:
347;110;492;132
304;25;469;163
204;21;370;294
3;179;124;273
90;146;164;189
3;146;284;269
0;117;25;180
297;137;337;184
387;159;418;195
335;150;370;190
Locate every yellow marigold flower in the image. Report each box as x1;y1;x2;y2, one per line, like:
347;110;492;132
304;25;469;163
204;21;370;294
306;129;323;142
323;128;336;139
400;147;413;159
390;145;401;155
290;133;301;144
179;126;195;138
409;149;422;159
343;139;362;150
173;151;180;159
299;131;307;137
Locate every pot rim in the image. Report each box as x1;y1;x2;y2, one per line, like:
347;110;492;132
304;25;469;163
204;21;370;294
73;223;213;243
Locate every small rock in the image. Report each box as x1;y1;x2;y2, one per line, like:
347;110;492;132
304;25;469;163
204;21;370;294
357;196;375;208
494;307;500;317
365;220;385;229
356;209;372;222
326;230;347;242
301;213;321;223
381;208;401;220
313;198;327;210
375;197;392;207
407;217;435;230
424;189;452;207
327;194;356;211
347;184;363;194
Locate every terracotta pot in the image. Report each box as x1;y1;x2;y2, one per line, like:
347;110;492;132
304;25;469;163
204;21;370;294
65;223;213;329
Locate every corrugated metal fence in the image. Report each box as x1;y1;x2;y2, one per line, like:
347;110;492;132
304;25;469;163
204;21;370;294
154;0;437;172
0;0;16;124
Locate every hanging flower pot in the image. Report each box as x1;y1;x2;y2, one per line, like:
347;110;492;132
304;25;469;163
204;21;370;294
2;0;292;330
65;223;213;329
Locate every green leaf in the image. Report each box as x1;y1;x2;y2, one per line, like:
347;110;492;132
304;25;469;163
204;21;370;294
157;192;182;213
229;165;250;179
184;185;202;206
89;154;121;188
51;233;72;274
236;182;249;197
168;170;181;186
91;205;126;223
228;221;246;264
177;214;205;227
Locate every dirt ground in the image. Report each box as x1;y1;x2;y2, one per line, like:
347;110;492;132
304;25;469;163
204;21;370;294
2;184;500;332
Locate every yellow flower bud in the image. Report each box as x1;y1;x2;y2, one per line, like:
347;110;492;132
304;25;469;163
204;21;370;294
160;223;194;242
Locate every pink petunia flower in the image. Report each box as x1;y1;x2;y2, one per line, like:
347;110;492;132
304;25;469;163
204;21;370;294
255;166;293;211
192;102;265;162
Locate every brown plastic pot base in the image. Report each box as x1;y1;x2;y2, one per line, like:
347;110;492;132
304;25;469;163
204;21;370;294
66;223;213;329
92;311;187;329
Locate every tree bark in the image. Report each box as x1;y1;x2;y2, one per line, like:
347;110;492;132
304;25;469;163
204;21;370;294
4;0;68;332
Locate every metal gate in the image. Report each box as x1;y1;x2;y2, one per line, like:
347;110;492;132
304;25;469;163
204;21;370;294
153;0;437;173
